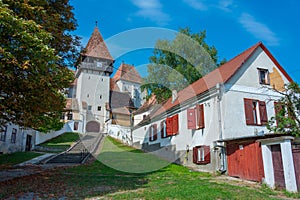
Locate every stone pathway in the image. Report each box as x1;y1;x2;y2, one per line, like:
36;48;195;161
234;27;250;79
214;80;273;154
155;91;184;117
46;132;103;164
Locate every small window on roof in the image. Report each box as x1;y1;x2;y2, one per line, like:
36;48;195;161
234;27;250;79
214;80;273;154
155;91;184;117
258;68;270;85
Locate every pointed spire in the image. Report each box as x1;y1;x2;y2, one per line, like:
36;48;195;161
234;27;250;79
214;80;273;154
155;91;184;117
83;26;113;60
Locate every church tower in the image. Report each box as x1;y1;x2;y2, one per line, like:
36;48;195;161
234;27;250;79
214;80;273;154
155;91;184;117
75;26;114;131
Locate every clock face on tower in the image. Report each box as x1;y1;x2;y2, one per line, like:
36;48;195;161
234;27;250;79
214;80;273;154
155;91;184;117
97;62;103;68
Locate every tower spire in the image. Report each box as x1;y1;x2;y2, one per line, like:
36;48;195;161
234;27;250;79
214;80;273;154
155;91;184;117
95;20;98;27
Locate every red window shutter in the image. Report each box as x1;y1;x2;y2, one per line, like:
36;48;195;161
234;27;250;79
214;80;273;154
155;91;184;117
196;104;205;129
172;114;179;135
166;117;173;136
193;147;198;164
259;101;268;125
204;146;211;164
244;98;255;125
187;109;196;129
153;124;158;141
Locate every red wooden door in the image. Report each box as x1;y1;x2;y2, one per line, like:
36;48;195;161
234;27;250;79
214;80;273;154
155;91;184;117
271;144;285;189
292;148;300;190
227;141;264;182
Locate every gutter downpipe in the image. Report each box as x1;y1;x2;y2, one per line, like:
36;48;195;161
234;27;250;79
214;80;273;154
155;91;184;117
216;83;226;173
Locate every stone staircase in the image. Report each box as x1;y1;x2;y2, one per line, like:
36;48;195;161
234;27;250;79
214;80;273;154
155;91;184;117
45;132;103;164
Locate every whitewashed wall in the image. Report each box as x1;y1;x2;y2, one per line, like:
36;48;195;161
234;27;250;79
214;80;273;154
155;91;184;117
35;121;75;145
107;124;132;145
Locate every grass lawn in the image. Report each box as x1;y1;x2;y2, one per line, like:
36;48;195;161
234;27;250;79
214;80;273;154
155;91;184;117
1;136;299;199
39;132;80;151
0;152;42;169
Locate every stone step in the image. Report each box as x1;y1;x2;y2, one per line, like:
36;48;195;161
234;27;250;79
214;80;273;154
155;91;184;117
46;132;103;164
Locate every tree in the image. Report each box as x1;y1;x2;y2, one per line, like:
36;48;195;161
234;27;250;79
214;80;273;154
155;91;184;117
0;0;79;132
142;27;226;103
267;82;300;136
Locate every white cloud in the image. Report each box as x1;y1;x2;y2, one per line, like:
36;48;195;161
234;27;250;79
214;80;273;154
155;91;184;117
217;0;234;12
239;13;279;46
130;0;171;25
183;0;208;11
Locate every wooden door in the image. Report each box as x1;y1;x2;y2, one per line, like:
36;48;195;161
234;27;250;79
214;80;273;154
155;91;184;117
271;144;285;189
292;148;300;190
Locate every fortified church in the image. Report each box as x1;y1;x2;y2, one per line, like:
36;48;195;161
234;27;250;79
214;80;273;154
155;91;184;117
65;26;144;132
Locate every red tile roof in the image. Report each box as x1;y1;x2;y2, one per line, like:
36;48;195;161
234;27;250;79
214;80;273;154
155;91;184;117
83;27;113;60
113;63;142;84
150;42;293;119
112;107;131;115
134;95;157;115
110;78;120;91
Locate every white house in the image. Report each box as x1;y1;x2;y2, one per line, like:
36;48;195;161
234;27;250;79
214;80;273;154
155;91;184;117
131;42;299;192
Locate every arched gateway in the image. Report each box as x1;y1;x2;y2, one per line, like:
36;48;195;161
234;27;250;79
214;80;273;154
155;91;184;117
86;121;100;133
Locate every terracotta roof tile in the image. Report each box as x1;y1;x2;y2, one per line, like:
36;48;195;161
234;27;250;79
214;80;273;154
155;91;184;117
65;98;79;111
113;63;142;84
110;78;120;91
150;42;292;119
112;107;131;115
134;95;157;115
83;27;113;60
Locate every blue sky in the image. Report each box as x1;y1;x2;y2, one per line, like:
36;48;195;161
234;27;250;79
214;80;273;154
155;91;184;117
70;0;300;82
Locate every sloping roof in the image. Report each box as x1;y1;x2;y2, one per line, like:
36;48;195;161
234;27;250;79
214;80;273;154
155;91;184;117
110;78;120;92
110;91;134;110
150;42;293;119
134;95;157;115
83;27;113;60
65;98;79;111
112;107;131;115
113;63;142;84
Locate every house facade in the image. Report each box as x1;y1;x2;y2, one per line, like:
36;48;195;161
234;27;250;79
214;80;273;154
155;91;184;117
131;42;299;192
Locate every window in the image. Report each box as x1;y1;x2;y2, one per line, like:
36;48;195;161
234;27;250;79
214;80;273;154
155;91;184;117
187;104;205;130
74;122;79;131
88;105;92;111
166;114;179;136
0;126;7;142
258;68;270;85
161;120;167;138
97;106;101;111
149;124;158;141
193;145;210;164
60;113;65;120
67;112;73;120
100;95;102;99
11;128;17;144
244;98;268;125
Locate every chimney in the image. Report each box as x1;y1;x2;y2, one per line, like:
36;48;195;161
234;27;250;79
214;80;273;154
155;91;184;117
172;90;178;103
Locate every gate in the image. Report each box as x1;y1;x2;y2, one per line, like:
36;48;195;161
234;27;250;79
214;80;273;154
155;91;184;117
271;144;285;189
293;148;300;190
86;121;100;133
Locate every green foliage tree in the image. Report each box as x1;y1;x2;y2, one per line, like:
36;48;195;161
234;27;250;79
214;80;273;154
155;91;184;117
0;0;80;132
267;82;300;136
142;27;226;103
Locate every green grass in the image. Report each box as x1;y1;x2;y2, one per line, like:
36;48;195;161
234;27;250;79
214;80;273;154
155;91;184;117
0;152;42;168
1;136;299;199
39;132;80;151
